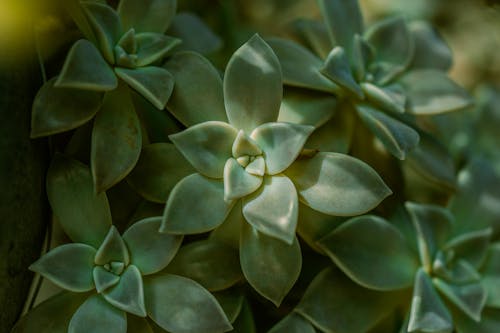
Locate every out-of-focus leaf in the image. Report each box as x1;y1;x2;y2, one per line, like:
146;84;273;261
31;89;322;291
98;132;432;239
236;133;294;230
408;21;452;71
118;0;177;33
135;33;180;67
268;313;315;333
321;47;363;98
293;18;332;59
361;82;406;114
443;228;492;268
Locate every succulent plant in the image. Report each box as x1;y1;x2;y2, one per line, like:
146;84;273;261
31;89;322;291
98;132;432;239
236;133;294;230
12;154;232;333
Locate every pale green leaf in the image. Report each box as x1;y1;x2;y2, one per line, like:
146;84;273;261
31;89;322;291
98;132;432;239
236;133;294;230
251;122;314;175
268;313;315;333
245;156;265;176
408;21;452;71
361;82;406;114
69;294;127;333
91;83;142;193
223;158;263;201
351;34;374;82
135;33;181;67
31;78;103;138
118;0;177;33
285;152;392;216
163;51;227;126
224;34;282;133
232;130;262;158
169;121;237;178
47;154;112;248
318;215;419;290
93;266;120;293
320;46;363;98
161;174;234;234
95;226;130;266
55;39;117;91
144;274;232;333
29;244;96;292
240;222;301;306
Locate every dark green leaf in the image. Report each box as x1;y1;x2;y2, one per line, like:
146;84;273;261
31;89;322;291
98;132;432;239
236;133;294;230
69;294;127;333
135;33;181;67
127;316;154;333
118;0;177;33
93;266;120;293
361;82;406;114
210;201;245;249
481;243;500;308
63;0;97;44
320;46;363;98
293;18;332;59
213;288;245;323
454;308;500;333
443;228;492;268
268;313;315;333
231;300;256;333
408;21;452;71
94;226;130;266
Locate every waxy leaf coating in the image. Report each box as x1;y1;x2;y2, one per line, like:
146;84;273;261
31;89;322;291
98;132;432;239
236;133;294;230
68;294;127;333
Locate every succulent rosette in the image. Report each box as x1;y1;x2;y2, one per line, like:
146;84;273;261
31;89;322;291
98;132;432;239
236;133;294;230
13;154;232;333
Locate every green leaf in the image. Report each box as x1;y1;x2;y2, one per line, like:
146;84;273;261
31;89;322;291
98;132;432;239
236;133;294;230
266;37;338;93
433;278;487;322
443;228;492;268
356;104;420;160
223;158;263;201
351;34;374;82
144;274;232;332
163;51;227;126
161;174;234;234
167;12;222;54
55;39;117;91
278;88;337;128
454;308;500;333
69;294;127;333
210;201;245;249
83;2;122;64
405;202;454;273
319;215;419;290
240;222;301;306
123;217;182;275
268;313;315;333
361;82;406;114
400;70;473;115
95;226;130;266
127;316;154;333
250;122;314;175
93;266;120;293
231;299;256;333
47;154;112;248
317;0;364;56
481;243;500;308
135;33;181;67
127;143;194;203
245;156;266;176
232;130;262;158
115;66;174;110
166;240;242;292
407;269;453;333
118;0;177;33
408;21;452;71
320;46;363;98
296;267;402;333
293;18;332;59
169;121;237;178
63;0;97;45
242;175;298;244
102;265;147;317
31;78;103;138
91;83;142;193
29;244;96;292
224;34;282;133
213;288;245;323
285;152;392;216
365;16;414;84
432;255;481;285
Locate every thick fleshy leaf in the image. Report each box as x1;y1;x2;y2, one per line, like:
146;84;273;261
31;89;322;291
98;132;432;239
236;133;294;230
351;34;374;82
433;256;481;285
63;0;98;44
144;274;232;332
245;156;265;176
127;143;194;203
434;278;487;322
481;243;500;308
31;78;103;137
224;34;282;133
365;16;414;84
232;130;262;158
91;83;141;192
407;269;453;333
268;313;315;333
242;175;298;244
223;158;263;201
400;70;473;115
83;2;122;64
209;201;245;249
169;121;237;178
443;228;492;268
266;37;338;93
115;67;174;110
409;21;452;71
293;18;332;59
250;122;314;175
320;46;363;98
47;154;112;248
167;12;222;54
296;267;402;333
285;152;392;216
161;174;234;234
231;299;256;333
95;226;130;266
30;244;96;292
361;82;406;114
166;240;242;292
123;217;182;275
213;288;245;323
318;215;419;290
163;51;227;126
356;104;420;160
118;0;177;33
55;39;117;91
11;292;89;333
405;202;453;272
93;266;120;293
278;88;337;128
240;223;302;306
69;294;127;333
102;265;146;317
135;33;180;67
317;0;364;56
